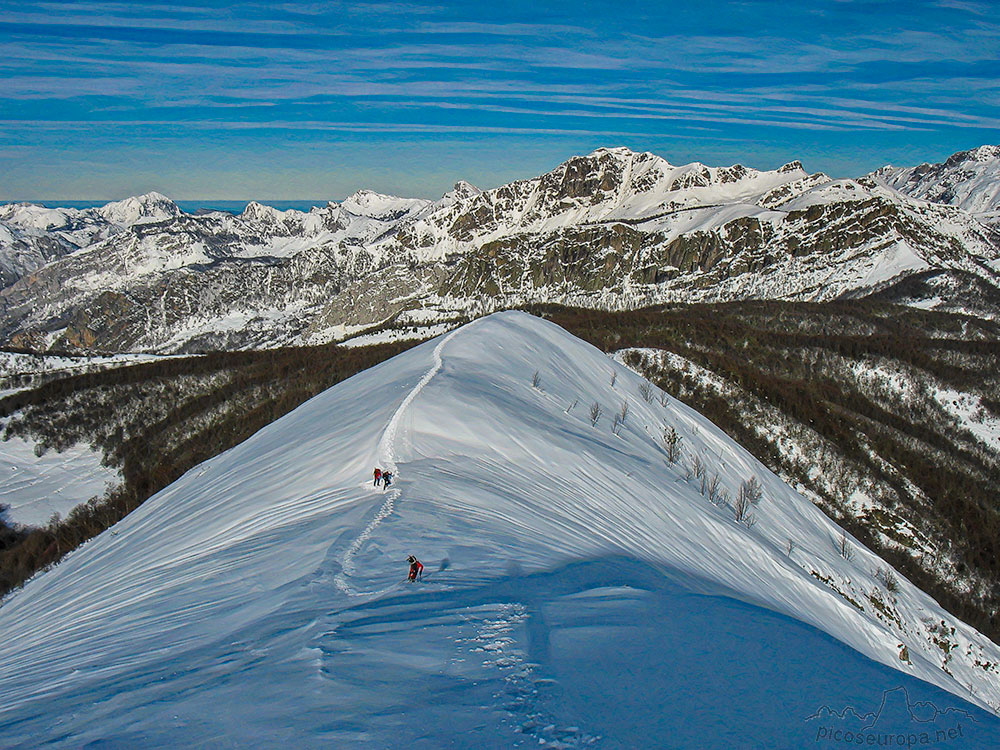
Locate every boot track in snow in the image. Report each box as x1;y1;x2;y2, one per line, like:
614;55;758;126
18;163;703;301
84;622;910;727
334;325;466;597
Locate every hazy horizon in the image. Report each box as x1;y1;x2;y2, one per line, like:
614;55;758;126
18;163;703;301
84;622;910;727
6;139;998;207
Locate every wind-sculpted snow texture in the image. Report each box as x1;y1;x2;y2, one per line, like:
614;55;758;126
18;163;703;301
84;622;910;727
3;146;1000;352
1;312;999;748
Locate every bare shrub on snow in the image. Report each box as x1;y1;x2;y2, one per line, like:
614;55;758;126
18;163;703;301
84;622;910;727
664;426;682;463
707;473;722;504
874;565;899;593
738;476;763;506
590;402;602;427
733;485;756;526
837;530;855;561
692;454;706;480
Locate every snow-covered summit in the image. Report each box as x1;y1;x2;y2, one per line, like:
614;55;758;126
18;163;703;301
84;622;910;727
0;201;85;232
870;145;1000;215
0;192;180;235
240;199;300;228
340;189;430;221
95;191;181;226
1;312;998;746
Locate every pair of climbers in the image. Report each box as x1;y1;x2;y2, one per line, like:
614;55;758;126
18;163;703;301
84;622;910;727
369;468;418;581
372;467;393;489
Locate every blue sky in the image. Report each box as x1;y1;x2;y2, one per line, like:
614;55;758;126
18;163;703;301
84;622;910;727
2;0;999;200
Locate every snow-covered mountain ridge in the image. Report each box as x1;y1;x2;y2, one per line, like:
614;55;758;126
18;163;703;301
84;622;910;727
0;192;180;288
870;145;1000;216
3;145;1000;353
1;312;997;746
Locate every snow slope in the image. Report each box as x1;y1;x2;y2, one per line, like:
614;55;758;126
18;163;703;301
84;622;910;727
871;145;1000;215
0;436;119;527
0;311;998;747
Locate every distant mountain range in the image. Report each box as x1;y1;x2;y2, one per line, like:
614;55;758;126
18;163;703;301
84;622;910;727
2;145;999;353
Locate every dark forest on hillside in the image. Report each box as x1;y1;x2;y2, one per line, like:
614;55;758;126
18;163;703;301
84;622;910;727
525;301;1000;641
0;339;422;596
2;301;999;645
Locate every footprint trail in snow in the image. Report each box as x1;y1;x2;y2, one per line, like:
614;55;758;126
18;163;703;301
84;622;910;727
333;325;465;597
459;603;599;748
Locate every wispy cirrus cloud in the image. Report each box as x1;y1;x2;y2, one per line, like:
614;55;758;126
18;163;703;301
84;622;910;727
0;117;679;140
931;0;993;15
2;0;999;198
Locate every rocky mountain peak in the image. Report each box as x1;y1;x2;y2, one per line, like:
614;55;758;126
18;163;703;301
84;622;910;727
448;180;481;200
533;147;670;206
947;144;1000;167
871;144;1000;214
588;145;636;157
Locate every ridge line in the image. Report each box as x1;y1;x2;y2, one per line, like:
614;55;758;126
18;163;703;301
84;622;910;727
334;321;470;596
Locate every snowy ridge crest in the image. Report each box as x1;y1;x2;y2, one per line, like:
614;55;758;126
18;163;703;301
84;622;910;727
0;312;999;745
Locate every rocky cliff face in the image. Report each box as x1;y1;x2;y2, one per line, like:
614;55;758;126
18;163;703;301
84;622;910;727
2;147;999;353
869;144;1000;216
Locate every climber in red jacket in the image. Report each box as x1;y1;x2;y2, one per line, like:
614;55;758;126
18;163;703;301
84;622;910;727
407;555;423;582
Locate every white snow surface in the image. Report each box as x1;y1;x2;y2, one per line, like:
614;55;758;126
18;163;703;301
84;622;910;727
872;145;1000;214
340;189;431;221
0;437;120;527
1;312;998;746
338;322;454;349
933;387;1000;452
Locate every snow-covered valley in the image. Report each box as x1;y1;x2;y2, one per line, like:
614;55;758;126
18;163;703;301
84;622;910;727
1;312;998;747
